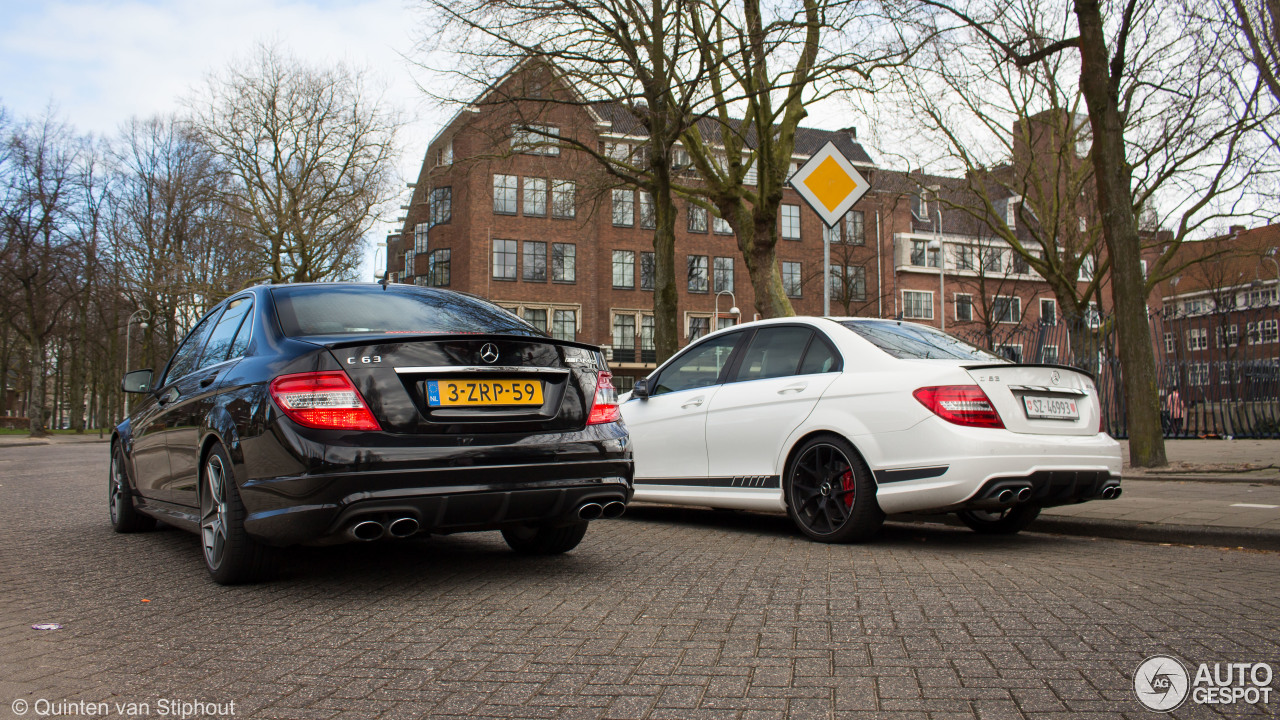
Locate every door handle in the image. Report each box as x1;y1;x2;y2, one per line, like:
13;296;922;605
681;397;705;409
199;374;219;388
777;383;808;395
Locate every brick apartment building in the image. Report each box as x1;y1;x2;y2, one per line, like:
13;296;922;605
385;64;1097;387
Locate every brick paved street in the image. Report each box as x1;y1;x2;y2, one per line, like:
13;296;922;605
1;444;1277;720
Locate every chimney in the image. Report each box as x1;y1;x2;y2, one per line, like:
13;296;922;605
840;126;857;138
1228;225;1246;236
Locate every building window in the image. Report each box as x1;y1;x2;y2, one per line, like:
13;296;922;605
511;124;560;155
911;240;939;268
954;245;974;270
1187;327;1208;351
824;224;840;247
1217;324;1239;348
687;255;709;293
688;205;708;233
612;189;634;227
613;250;635;289
414;222;430;254
744;159;757;186
1085;302;1101;328
640;252;655;290
713;215;733;235
1164;332;1176;354
1011;252;1030;275
523;241;547;282
552;309;576;341
523;177;547;217
955;293;973;322
982;247;1004;273
713;257;734;294
613;314;636;350
843;210;865;245
492;239;517;280
493;174;518;214
992;295;1021;323
781;204;801;240
1078;255;1096;282
1247;319;1278;344
552;243;576;282
1040;298;1057;325
403;250;412;277
552;180;576;219
830;265;866;303
523;308;547;333
640;314;655;362
997;344;1024;363
903;290;933;320
434;139;453;166
782;261;802;298
1188;362;1210;386
427;249;450;286
688;315;710;340
638;191;656;229
1039;345;1059;364
430;187;452;225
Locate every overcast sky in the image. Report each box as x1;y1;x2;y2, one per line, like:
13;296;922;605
0;0;455;279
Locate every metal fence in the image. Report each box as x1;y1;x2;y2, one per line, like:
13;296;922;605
954;302;1280;439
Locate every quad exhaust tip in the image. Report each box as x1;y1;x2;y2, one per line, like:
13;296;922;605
996;489;1015;504
387;517;420;538
1101;486;1123;500
1016;487;1033;503
601;501;626;519
350;520;384;542
577;502;604;520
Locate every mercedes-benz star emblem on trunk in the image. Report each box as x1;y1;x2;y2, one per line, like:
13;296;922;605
480;343;500;364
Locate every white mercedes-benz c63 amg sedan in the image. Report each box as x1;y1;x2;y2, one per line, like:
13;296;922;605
620;317;1123;542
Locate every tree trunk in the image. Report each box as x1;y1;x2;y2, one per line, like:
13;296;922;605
1074;0;1166;466
741;209;794;318
27;339;48;437
651;194;680;364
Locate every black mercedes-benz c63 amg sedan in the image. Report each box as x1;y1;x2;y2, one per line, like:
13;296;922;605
111;283;633;584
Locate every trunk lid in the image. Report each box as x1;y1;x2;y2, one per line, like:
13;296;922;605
321;333;606;434
963;363;1101;436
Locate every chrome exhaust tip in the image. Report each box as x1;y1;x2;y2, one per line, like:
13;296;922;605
387;517;420;538
1112;487;1122;499
600;501;626;519
1016;487;1033;503
577;502;603;520
996;489;1014;504
349;520;384;542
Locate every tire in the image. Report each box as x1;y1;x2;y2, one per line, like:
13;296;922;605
784;436;884;543
957;504;1042;535
109;444;156;533
200;443;276;584
501;521;589;555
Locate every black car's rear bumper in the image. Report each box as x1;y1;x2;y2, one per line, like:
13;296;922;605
237;420;633;545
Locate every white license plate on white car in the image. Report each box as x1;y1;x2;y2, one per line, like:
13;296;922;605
1022;395;1080;420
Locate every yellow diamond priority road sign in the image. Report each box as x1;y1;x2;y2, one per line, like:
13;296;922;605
789;141;870;227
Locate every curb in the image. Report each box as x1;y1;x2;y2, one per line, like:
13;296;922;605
0;439;111;448
1122;473;1280;486
1030;516;1280;552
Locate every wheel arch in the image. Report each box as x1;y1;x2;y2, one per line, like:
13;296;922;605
196;404;245;502
779;430;876;510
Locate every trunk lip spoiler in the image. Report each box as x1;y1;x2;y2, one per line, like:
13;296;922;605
961;362;1096;383
301;333;605;355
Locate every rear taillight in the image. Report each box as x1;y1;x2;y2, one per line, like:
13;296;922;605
269;371;381;431
587;371;621;425
913;385;1004;429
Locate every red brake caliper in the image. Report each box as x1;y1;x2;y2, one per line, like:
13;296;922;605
841;470;854;508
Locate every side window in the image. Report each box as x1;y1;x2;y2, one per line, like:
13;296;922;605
226;302;255;359
799;335;841;375
163;311;221;385
733;327;812;382
199;298;253;369
652;332;743;396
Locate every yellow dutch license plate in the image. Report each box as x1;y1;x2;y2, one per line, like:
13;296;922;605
426;379;543;407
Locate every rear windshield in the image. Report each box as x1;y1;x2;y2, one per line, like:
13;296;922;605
838;319;1002;361
272;285;541;337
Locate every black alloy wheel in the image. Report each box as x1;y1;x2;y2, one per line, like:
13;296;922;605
109;444;155;533
200;443;274;584
785;436;883;543
501;521;589;554
957;504;1042;535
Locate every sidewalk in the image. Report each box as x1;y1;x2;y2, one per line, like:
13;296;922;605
0;432;110;448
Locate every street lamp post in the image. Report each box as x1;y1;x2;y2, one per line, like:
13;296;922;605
714;291;740;331
124;308;150;416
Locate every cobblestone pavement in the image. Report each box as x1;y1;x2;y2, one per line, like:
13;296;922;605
1;444;1277;720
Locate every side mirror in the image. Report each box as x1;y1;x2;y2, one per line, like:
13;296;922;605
632;377;650;400
121;369;154;394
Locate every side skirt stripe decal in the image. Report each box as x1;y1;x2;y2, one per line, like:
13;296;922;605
635;475;782;489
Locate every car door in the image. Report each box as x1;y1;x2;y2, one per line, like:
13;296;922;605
127;389;170;501
704;326;843;480
623;331;745;480
166;297;254;507
137;309;221;502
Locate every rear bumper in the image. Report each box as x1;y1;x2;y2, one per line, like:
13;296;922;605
236;420;633;545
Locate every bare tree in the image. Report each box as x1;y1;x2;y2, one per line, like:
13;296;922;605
0;111;81;436
1230;0;1280;106
885;0;1271;466
189;45;400;283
